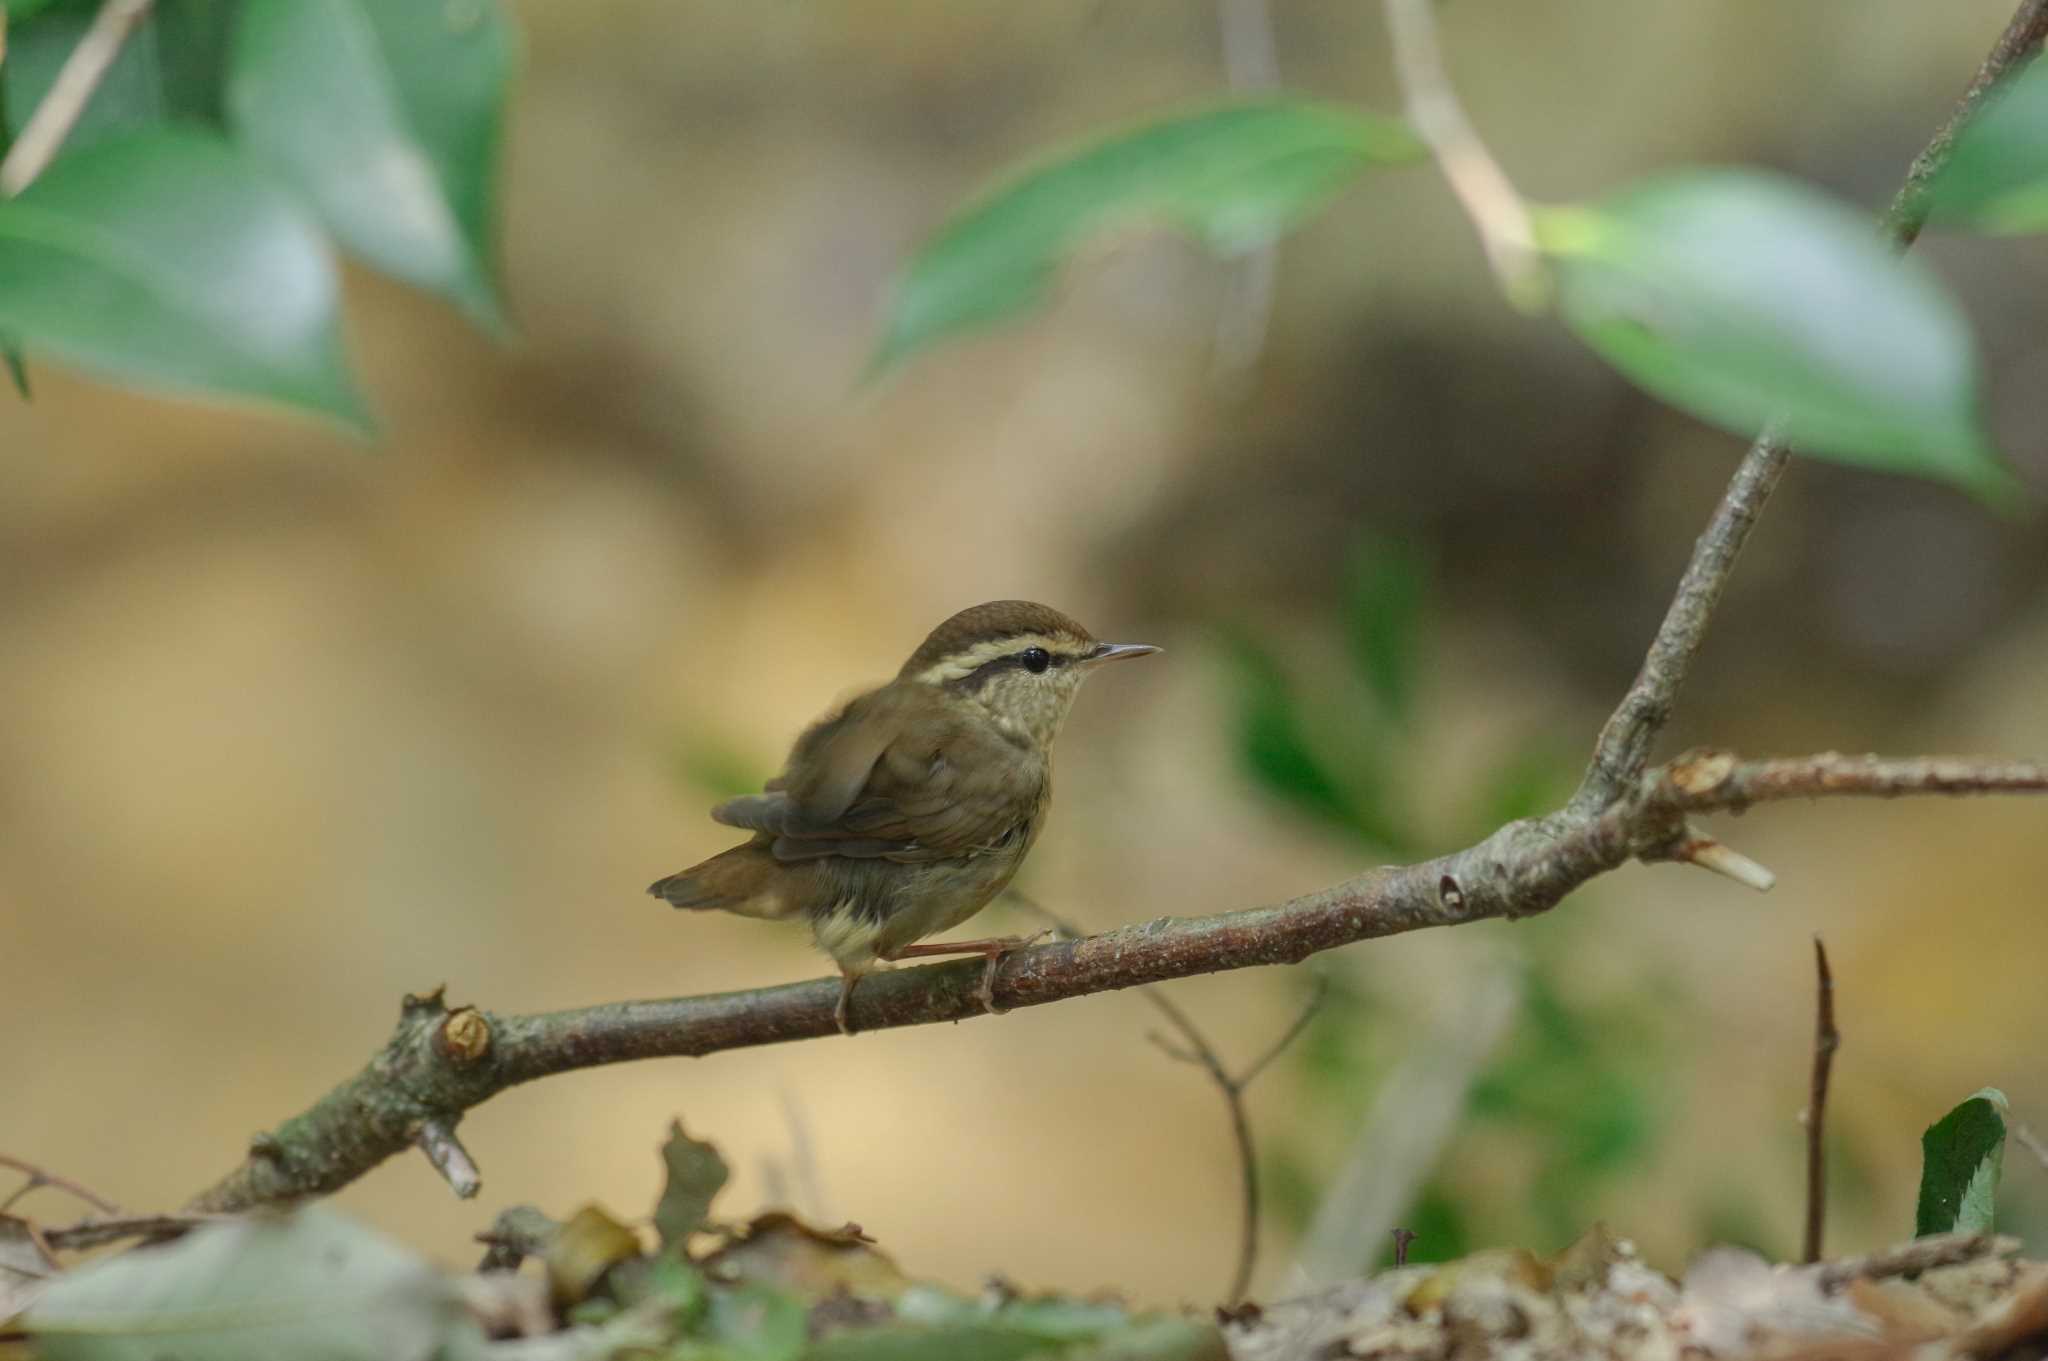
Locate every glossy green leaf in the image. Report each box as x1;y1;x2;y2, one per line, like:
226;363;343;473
1539;171;2007;501
1915;1087;2007;1236
25;1208;477;1361
1;0;69;18
0;129;366;424
653;1120;730;1251
1928;62;2048;233
874;98;1422;372
227;0;512;329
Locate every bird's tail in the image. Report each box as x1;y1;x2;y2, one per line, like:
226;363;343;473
647;841;793;920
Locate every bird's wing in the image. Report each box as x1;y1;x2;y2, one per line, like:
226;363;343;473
726;690;1040;864
709;688;899;837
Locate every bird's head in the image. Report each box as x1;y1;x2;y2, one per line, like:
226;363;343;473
899;600;1158;747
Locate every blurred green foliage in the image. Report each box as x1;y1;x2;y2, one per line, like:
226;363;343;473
0;0;513;423
1232;531;1670;1261
18;1126;1226;1360
1930;61;2048;234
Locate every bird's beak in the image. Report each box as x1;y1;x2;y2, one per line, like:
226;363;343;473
1084;641;1161;666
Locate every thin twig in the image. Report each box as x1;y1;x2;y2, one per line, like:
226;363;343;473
2013;1121;2048;1174
182;750;2045;1217
1019;893;1324;1305
1803;936;1839;1265
42;1213;226;1252
1239;979;1328;1089
1380;0;1547;309
0;1154;120;1217
1147;981;1327;1305
1814;1232;2018;1291
1391;1228;1415;1267
1213;0;1281;380
776;1084;828;1225
1573;0;2048;815
0;0;153;195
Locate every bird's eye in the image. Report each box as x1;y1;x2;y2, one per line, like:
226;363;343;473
1020;646;1051;674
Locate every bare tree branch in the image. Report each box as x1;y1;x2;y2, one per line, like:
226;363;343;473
1572;443;1790;814
0;0;154;195
1573;0;2048;813
1803;937;1839;1265
184;751;2044;1216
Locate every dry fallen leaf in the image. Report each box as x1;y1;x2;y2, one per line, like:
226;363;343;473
0;1216;56;1325
701;1211;909;1306
544;1205;642;1309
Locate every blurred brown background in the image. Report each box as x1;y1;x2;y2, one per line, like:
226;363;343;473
5;0;2047;1305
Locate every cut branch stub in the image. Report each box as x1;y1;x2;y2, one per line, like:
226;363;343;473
189;992;510;1213
437;1008;492;1065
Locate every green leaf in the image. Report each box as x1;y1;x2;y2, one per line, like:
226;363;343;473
810;1287;1226;1361
1927;62;2048;234
3;2;232;155
0;129;367;424
1538;170;2008;502
25;1208;478;1361
227;0;512;330
673;1283;806;1361
873;98;1422;372
1343;534;1428;722
653;1119;730;1251
2;0;69;18
1915;1087;2008;1236
1224;635;1356;832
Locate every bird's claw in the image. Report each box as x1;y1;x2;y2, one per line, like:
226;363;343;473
835;972;860;1036
975;929;1051;1016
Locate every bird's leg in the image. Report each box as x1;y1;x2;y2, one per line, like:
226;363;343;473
881;931;1051;1016
835;966;863;1036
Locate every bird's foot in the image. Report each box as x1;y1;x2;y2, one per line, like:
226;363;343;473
884;931;1051;1016
835;969;861;1036
975;929;1052;1014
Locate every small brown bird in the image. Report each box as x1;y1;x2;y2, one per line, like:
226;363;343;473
650;600;1158;1033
